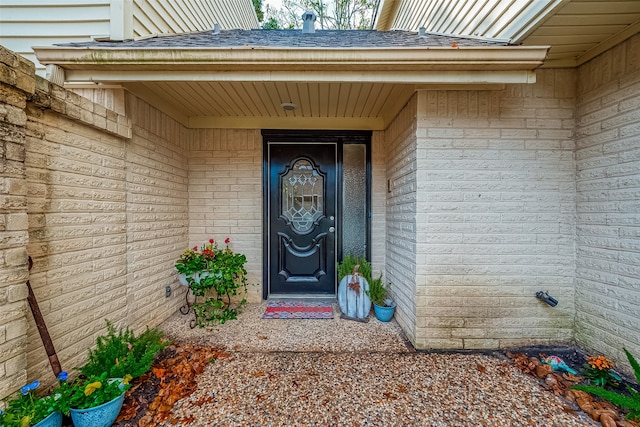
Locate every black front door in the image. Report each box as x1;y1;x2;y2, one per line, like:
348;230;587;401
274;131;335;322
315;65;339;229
267;143;337;295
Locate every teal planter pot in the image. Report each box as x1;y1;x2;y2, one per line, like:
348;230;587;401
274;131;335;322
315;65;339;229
373;303;395;322
69;392;125;427
33;411;62;427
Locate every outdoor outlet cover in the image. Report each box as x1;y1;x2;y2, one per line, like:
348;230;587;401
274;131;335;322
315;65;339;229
165;285;171;297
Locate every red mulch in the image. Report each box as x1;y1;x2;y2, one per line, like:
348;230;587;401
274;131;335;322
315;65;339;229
112;343;229;427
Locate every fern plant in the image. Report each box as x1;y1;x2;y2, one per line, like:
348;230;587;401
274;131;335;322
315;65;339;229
573;348;640;420
81;321;169;379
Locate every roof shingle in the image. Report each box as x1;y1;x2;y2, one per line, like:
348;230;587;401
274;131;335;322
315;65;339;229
58;29;510;49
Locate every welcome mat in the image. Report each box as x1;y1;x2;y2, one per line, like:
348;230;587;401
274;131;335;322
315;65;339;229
262;301;334;319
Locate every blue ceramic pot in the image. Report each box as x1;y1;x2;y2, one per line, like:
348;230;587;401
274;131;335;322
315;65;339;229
33;411;62;427
373;303;395;322
69;392;125;427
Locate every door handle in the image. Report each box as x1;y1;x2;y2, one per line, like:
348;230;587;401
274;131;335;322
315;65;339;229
329;227;335;233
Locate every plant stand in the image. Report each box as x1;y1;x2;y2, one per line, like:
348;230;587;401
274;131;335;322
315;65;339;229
179;285;199;329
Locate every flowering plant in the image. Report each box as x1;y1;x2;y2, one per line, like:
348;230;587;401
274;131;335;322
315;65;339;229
0;380;59;427
581;355;622;387
175;238;248;326
52;372;131;415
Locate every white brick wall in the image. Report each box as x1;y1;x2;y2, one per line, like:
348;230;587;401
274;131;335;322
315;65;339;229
371;131;386;274
575;33;640;371
188;129;263;302
0;47;33;403
25;99;129;385
384;96;418;344
408;69;577;350
125;94;190;329
22;84;188;388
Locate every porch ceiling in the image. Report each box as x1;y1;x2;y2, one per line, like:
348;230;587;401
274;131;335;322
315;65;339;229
33;31;548;130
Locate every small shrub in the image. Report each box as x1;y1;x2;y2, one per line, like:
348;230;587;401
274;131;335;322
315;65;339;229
365;274;386;306
573;348;640;420
80;321;169;380
337;254;371;283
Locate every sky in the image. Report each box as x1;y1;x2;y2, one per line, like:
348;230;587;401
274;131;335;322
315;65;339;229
264;0;283;10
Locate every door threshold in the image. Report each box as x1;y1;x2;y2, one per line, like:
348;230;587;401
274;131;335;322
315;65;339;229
268;293;337;301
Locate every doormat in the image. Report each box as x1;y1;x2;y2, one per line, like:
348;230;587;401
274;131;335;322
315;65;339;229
262;301;334;319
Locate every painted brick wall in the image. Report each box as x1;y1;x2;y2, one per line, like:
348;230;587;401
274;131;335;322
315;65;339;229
413;69;577;349
125;94;190;329
21;79;188;387
371;131;386;274
575;33;640;371
24;78;133;385
188;129;263;302
0;47;34;404
384;96;418;344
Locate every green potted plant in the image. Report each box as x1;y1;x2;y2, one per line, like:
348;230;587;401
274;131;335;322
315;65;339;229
54;372;131;427
0;380;62;427
366;275;396;322
176;238;249;326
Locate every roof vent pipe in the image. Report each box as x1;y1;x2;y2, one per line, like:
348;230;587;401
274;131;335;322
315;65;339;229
213;23;221;34
302;11;316;33
418;27;426;38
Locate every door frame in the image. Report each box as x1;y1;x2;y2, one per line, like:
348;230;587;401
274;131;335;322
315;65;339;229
262;129;372;300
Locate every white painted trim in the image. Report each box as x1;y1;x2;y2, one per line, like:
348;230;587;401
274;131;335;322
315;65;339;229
63;70;538;85
188;116;385;130
110;0;133;41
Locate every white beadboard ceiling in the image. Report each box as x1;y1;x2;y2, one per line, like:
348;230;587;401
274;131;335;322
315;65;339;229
376;0;640;67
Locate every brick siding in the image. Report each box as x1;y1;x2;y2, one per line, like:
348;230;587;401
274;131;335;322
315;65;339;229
0;47;34;404
187;129;263;302
575;33;640;371
388;69;578;350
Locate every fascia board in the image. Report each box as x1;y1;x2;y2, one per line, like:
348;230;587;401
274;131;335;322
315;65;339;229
33;45;550;71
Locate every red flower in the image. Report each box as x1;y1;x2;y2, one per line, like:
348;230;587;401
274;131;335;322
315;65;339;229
225;237;230;245
193;246;198;251
209;239;214;244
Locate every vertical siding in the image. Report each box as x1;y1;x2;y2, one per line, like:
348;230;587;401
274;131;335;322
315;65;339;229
132;0;259;36
575;33;640;373
0;0;110;75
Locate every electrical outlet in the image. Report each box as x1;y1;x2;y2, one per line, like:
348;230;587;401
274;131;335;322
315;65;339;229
165;285;171;298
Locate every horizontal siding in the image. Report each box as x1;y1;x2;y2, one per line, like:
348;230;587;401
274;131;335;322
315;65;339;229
0;1;110;74
132;0;258;36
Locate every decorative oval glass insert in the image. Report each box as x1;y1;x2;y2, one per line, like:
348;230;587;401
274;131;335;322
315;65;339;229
282;159;324;233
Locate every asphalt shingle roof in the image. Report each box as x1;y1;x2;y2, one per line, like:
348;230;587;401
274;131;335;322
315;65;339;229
58;29;510;49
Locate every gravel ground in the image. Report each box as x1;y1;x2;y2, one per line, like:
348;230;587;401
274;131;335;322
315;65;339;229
158;302;597;427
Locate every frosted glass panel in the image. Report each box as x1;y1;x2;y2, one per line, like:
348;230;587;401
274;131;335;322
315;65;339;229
343;144;366;257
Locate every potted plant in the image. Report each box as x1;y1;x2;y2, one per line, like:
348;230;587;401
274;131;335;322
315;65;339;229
54;372;131;427
366;275;396;322
0;380;62;427
175;245;206;286
176;238;249;326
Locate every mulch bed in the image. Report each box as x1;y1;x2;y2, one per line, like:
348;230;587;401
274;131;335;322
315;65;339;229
505;346;639;427
112;343;228;427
